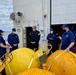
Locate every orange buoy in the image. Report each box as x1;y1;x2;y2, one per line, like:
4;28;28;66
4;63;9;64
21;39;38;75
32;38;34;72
43;50;76;75
18;68;55;75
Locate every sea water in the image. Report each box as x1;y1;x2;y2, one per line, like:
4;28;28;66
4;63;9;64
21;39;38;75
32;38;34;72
3;31;11;41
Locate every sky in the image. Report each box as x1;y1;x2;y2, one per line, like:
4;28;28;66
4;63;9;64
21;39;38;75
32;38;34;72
0;0;13;31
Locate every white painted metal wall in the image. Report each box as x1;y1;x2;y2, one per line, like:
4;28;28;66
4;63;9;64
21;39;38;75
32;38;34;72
13;0;50;48
52;0;76;24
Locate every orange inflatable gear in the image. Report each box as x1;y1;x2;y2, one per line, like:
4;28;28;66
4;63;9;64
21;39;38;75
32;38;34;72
43;50;76;75
18;68;55;75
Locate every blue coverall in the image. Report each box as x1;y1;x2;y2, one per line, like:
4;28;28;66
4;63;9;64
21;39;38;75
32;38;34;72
47;33;56;53
0;36;6;75
71;28;76;46
8;33;19;52
61;30;75;52
0;36;6;58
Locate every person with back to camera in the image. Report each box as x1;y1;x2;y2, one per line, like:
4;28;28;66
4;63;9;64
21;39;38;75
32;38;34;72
59;24;75;52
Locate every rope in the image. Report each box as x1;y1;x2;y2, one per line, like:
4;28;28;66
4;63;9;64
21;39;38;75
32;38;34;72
28;44;52;69
28;48;36;69
48;50;67;70
48;50;76;71
69;51;76;58
28;56;34;69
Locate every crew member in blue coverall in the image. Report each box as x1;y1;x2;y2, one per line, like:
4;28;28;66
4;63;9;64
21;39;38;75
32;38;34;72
71;26;76;45
8;28;19;52
0;29;10;75
60;24;75;52
71;26;76;52
47;28;56;55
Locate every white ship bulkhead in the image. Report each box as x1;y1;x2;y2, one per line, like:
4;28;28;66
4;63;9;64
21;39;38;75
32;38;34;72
13;0;76;48
13;0;50;48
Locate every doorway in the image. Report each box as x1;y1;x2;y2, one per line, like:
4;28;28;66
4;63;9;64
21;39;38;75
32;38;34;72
26;27;32;48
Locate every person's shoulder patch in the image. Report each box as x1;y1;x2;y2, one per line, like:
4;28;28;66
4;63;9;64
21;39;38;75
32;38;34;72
65;35;69;37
